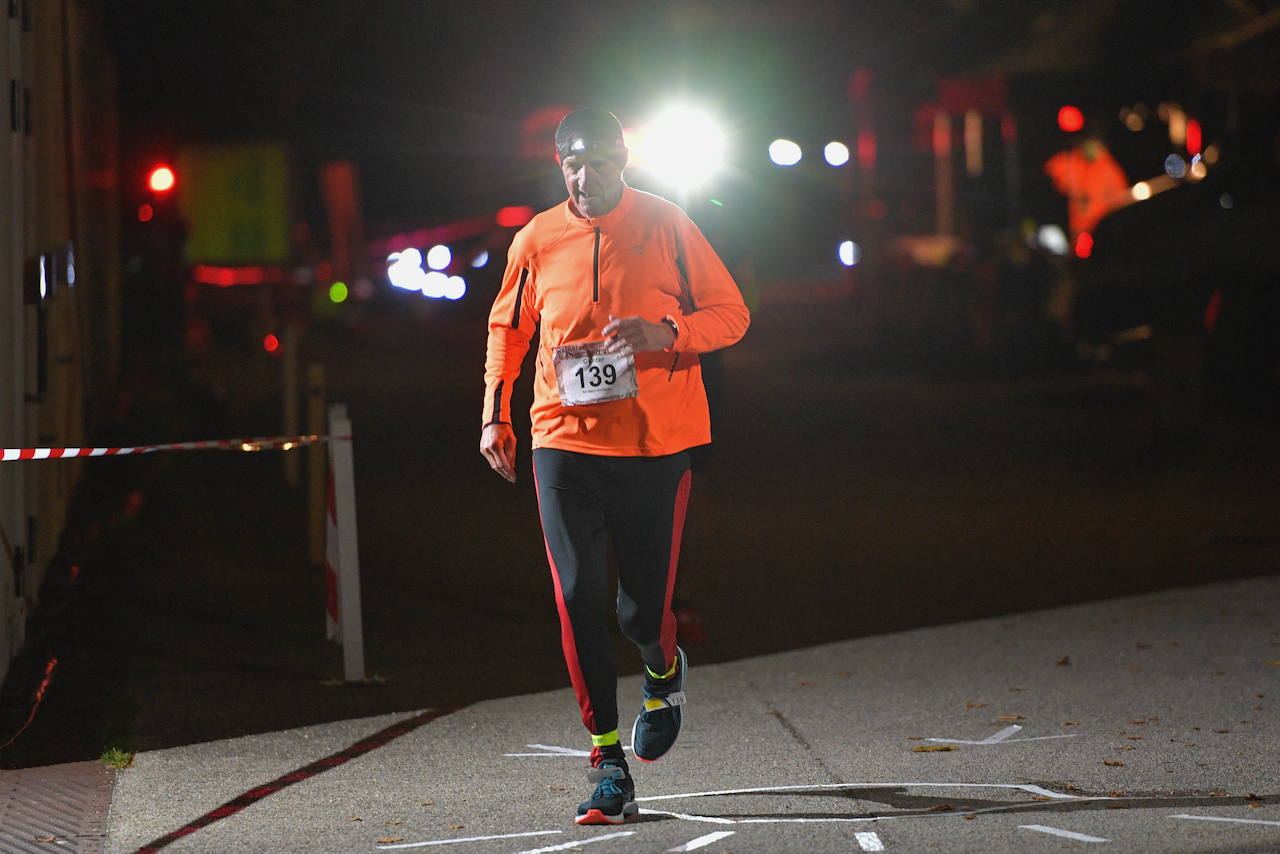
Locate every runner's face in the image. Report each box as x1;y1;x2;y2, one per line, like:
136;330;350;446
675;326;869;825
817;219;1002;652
561;152;624;218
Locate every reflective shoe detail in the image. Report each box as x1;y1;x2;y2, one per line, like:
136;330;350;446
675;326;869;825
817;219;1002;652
575;762;637;825
631;646;686;763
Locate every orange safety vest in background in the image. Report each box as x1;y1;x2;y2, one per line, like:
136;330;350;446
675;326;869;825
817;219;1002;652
483;185;750;457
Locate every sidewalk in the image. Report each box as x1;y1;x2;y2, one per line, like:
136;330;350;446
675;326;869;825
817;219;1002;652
97;575;1278;854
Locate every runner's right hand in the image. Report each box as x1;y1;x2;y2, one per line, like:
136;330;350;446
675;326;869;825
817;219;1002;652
480;422;518;483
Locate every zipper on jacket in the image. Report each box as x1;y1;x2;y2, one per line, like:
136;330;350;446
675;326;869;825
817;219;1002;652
592;227;600;303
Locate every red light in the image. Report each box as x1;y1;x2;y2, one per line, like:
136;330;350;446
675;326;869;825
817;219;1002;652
148;166;176;193
1186;119;1201;155
1204;289;1222;332
1075;232;1093;258
263;334;279;353
315;261;332;281
496;206;535;228
1001;112;1017;143
857;130;876;169
1057;106;1084;133
868;199;888;219
137;203;153;222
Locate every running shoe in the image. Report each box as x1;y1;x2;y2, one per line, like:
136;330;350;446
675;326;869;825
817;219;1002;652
631;646;686;763
575;760;637;825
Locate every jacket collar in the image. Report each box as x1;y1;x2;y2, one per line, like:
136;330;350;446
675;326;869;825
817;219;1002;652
564;183;634;230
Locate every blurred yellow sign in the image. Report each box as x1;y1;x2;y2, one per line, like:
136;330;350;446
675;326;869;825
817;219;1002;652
178;144;290;264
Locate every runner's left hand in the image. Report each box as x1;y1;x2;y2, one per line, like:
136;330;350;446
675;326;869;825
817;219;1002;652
603;315;675;353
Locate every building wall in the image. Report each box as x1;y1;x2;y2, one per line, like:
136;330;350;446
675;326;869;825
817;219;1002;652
0;0;119;676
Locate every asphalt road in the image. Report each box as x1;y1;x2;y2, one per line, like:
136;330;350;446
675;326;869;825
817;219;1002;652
105;575;1280;854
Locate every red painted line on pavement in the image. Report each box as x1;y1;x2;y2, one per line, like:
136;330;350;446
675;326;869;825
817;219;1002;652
129;707;461;854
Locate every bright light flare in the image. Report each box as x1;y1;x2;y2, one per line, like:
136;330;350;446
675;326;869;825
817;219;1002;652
1057;106;1084;133
838;241;860;266
628;106;725;189
769;139;802;166
388;249;427;291
1131;181;1152;201
824;142;849;167
471;250;489;268
426;244;452;271
1036;224;1069;256
444;276;466;300
329;281;348;303
422;271;448;299
149;166;175;192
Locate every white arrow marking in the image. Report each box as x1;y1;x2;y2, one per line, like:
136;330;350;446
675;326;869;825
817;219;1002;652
925;725;1078;745
668;830;735;851
1020;825;1109;843
1168;814;1280;828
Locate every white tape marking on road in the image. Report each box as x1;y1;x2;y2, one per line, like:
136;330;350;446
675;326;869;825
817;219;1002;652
668;830;736;851
516;831;634;854
1168;813;1280;828
637;782;1078;803
855;831;885;851
640;808;736;825
925;725;1079;745
377;830;561;849
1020;825;1109;843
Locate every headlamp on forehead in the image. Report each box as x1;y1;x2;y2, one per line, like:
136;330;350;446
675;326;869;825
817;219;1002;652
557;136;623;162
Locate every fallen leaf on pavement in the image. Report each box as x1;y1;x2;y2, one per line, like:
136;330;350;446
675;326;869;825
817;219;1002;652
448;824;465;829
1267;661;1280;667
1029;796;1051;801
962;815;976;820
913;745;956;752
1126;666;1141;672
346;817;362;822
1129;720;1148;725
1107;804;1130;809
1248;793;1261;799
836;671;850;677
34;838;56;844
997;715;1024;720
377;839;404;844
1066;784;1081;792
384;821;403;826
1210;791;1227;797
1250;803;1263;808
1128;736;1142;740
1104;760;1125;767
1215;729;1230;733
548;786;565;791
420;801;434;806
1134;642;1151;649
1109;791;1124;798
1117;746;1135;750
964;703;986;708
1061;721;1078;726
908;736;925;740
1056;657;1070;666
927;804;955;811
796;681;815;687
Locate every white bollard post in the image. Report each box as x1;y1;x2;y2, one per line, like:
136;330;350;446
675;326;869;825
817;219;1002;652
328;404;366;682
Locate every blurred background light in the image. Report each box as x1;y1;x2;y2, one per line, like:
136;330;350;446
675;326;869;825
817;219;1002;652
470;250;489;268
444;276;467;300
824;141;849;167
1186;118;1201;155
769;139;802;166
387;249;427;290
426;244;452;271
1164;154;1187;179
1075;232;1094;258
1188;159;1206;180
496;206;534;228
1203;144;1219;164
1036;224;1070;256
329;281;348;303
148;165;175;192
422;271;448;299
1057;105;1084;132
1131;181;1152;201
1220;193;1233;209
137;203;153;222
263;334;279;353
629;106;725;189
1167;107;1187;146
838;240;860;266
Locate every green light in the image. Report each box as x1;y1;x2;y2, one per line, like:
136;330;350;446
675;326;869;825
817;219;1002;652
710;199;723;206
329;281;348;303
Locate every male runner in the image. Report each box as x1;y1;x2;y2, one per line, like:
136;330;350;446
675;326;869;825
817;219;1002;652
481;108;749;825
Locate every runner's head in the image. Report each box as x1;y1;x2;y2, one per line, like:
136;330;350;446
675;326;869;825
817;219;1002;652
556;108;628;219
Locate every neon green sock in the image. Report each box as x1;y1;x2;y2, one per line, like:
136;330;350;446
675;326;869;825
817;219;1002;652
591;730;620;747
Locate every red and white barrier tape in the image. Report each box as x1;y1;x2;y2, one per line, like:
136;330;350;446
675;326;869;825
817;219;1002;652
0;434;327;461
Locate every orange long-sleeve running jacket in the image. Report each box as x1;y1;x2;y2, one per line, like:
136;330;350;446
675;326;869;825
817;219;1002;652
483;185;750;457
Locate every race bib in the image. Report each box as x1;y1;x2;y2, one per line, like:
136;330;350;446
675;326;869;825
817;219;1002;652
552;341;639;407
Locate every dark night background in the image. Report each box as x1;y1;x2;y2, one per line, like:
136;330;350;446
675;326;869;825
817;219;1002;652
2;0;1278;768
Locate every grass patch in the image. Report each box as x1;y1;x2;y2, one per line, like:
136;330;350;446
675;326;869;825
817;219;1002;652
99;746;134;769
